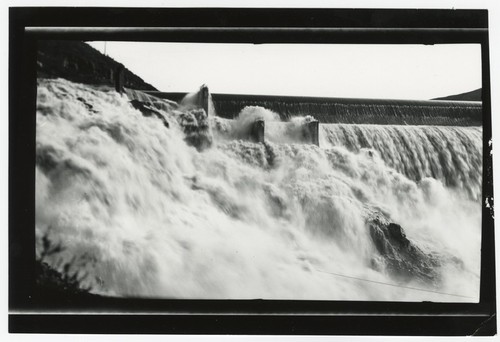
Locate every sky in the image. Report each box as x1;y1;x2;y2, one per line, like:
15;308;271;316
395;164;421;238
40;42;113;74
89;42;482;100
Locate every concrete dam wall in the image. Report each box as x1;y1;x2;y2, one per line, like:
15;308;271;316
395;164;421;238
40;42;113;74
145;91;482;126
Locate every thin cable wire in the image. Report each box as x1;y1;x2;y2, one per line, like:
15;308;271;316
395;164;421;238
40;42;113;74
314;268;474;299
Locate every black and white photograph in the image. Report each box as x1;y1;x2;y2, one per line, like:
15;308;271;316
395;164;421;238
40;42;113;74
8;4;496;337
34;39;483;302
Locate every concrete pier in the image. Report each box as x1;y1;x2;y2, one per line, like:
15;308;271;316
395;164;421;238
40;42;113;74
303;120;319;146
199;84;210;116
114;65;125;94
250;119;265;143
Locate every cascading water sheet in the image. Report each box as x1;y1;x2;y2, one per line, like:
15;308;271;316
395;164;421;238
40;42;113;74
320;124;482;200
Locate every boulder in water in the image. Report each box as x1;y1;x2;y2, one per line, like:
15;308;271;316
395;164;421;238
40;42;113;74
367;213;440;284
130;99;170;128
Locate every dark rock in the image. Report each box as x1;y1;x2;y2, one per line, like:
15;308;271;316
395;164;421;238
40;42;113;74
387;223;410;248
77;96;98;114
130;99;169;128
367;213;440;284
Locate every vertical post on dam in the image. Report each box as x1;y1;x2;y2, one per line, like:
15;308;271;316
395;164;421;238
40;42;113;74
251;119;265;143
303;120;319;146
199;84;210;116
114;65;125;94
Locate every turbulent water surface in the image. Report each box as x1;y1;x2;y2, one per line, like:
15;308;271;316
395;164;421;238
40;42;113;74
36;79;482;302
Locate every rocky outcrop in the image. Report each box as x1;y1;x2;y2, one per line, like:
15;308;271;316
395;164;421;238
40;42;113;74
130;99;170;128
366;212;441;284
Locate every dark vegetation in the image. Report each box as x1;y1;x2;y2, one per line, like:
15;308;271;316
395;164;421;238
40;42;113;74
37;40;157;90
35;228;101;303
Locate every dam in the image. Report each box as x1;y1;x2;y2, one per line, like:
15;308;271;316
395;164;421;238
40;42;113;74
115;80;483;197
145;90;483;126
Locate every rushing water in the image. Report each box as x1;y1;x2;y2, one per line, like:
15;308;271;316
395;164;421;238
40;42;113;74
35;79;482;302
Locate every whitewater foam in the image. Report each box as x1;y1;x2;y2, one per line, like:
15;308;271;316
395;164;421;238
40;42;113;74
35;79;482;302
